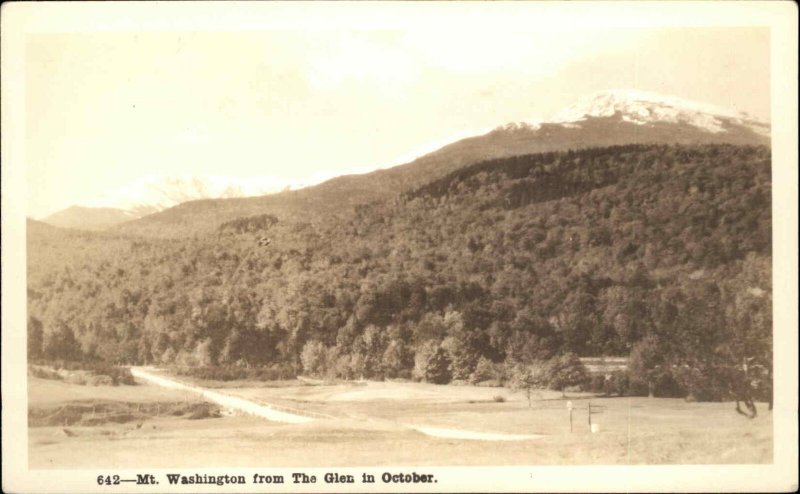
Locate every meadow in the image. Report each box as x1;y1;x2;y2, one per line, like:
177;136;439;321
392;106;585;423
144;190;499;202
28;372;772;468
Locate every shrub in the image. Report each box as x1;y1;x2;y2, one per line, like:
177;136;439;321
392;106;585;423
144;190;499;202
492;395;506;403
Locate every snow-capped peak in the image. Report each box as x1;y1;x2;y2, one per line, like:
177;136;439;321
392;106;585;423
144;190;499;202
81;175;293;217
549;89;769;134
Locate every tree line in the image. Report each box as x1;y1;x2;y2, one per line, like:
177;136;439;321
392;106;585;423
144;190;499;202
27;144;772;408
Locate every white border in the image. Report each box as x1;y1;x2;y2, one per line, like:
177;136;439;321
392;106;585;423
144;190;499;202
2;2;797;492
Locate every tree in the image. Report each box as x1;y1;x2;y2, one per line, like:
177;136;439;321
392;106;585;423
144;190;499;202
300;340;327;377
441;311;481;380
383;340;413;378
27;316;44;360
628;335;665;398
546;353;588;397
193;338;214;366
43;321;82;361
469;356;498;384
441;336;478;381
508;362;548;407
423;346;452;384
412;340;438;381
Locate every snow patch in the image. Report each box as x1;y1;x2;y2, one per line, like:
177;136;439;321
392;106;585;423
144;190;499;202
81;175;293;216
550;89;768;135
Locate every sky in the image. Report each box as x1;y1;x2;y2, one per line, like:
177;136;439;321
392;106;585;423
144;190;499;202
25;19;770;218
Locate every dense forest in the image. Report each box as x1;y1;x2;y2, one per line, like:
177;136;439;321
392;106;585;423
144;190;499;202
27;144;772;403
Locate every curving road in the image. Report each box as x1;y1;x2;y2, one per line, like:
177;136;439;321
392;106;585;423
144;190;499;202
130;366;313;424
130;367;543;441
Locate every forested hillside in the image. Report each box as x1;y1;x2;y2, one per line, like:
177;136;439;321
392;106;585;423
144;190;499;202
28;144;772;400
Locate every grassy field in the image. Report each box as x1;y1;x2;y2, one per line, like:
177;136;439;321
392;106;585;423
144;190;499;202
28;374;773;468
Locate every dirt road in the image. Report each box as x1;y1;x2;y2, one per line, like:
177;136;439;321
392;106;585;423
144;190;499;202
130;367;543;441
130;367;313;424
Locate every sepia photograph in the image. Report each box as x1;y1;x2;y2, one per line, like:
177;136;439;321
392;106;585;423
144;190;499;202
2;1;797;492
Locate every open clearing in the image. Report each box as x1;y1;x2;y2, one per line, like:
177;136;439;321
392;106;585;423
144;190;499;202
28;372;773;468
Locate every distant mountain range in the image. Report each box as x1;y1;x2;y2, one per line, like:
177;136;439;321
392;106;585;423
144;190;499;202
41;176;292;230
40;90;770;233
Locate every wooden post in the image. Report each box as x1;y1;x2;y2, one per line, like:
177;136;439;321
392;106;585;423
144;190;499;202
588;402;592;429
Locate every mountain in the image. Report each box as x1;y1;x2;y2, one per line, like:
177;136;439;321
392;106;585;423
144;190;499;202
41;206;137;230
39;175;293;230
547;89;769;136
27;143;772;397
114;90;769;237
26;88;773;400
40;90;769;236
81;175;297;217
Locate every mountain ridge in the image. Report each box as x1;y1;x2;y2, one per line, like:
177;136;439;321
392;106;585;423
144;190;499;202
42;90;770;234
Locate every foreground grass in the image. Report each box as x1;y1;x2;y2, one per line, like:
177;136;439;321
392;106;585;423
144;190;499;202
28;375;772;468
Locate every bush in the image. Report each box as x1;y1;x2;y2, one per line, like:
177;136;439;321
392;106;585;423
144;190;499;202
492;395;506;403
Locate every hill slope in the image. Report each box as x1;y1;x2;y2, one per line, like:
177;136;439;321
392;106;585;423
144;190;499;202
111;91;770;237
28;144;772;398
